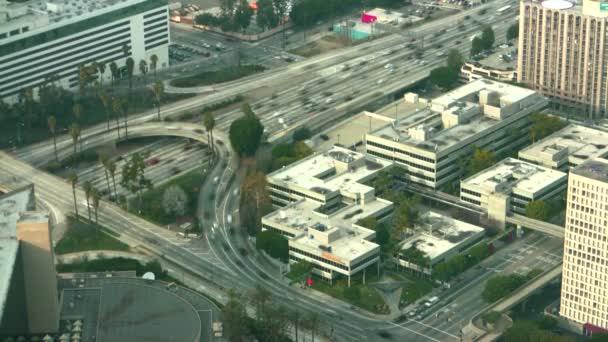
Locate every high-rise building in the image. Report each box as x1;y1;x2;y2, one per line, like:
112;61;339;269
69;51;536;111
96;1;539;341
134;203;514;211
560;157;608;330
517;0;608;119
0;0;169;104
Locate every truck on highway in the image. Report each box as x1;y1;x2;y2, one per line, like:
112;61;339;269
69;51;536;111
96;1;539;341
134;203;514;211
425;296;439;307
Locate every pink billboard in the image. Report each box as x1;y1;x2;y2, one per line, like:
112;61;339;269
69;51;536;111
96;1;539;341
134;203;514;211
361;13;377;23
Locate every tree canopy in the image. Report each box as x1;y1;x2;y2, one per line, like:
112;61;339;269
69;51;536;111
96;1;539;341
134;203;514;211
229;113;264;157
256;230;289;262
528;113;566;143
468;147;496;175
481;26;495;50
525;200;553;222
429;66;459;90
240;171;272;236
482;274;527;302
507;22;519;41
446;49;464;71
471;36;484;56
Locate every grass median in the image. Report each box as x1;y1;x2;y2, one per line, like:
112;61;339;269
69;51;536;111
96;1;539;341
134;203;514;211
55;216;130;254
170;65;265;88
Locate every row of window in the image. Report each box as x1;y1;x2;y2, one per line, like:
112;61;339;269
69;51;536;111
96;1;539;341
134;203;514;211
461;196;481;206
366;149;435;173
144;39;168;52
262;224;295;238
145;32;169;49
366;140;436;164
144;14;168;28
269;183;324;203
289;246;349;271
0;39;131;94
461;187;481;198
0;29;130;83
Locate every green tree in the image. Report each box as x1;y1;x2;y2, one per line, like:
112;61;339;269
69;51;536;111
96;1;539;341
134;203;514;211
96;61;106;84
149;54;159;81
83;180;93;221
256;0;279;30
528;113;566;143
481;26;495;50
47;115;58;162
234;0;253;32
229;114;264;157
195;13;218;26
468;147;496;175
203;111;216;153
504;320;574;342
256;230;288;261
240;171;272;235
99;153;113;197
525;200;552;221
153;80;164;121
111;97;123;139
288;260;313;280
305;312;320;342
507;22;519;41
471;36;484;56
293;126;312;142
68;171;79;220
592;333;608;342
375;224;390;247
109;61;118;87
69;123;80;157
72;102;82;123
429;66;459;89
126;57;135;96
222;289;249;341
99;88;111;131
394;196;420;236
120;152;152;207
139;59;148;83
289;309;303;342
91;187;100;224
249;284;271;323
108;160;118;200
446;49;464;71
274;0;290;48
482;274;527;302
241;102;255;117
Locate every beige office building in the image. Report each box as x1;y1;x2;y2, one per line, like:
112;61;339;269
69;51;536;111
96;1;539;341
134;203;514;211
517;0;608;119
560;157;608;329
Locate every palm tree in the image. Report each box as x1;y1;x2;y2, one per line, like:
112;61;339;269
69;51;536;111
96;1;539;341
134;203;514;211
100;153;112;197
306;312;320;342
203;111;215;154
112;97;123;139
97;61;106;85
99;89;111;131
22;87;34;129
108;160;118;200
126;57;135;95
289;309;302;342
109;61;118;87
249;284;271;323
68;171;79;221
139;59;147;83
83;181;93;221
47;115;58;162
72;102;82;123
150;54;158;81
91;187;100;224
69;123;80;156
153;81;164;121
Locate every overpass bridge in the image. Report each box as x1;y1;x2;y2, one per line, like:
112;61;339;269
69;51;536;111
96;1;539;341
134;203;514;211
402;184;565;238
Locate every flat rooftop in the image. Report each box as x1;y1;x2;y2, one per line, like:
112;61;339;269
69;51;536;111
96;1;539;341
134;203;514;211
519;124;608;166
58;277;206;342
462;157;567;194
268;145;391;196
369;79;539;153
265;198;391;262
571;157;608;183
399;211;484;261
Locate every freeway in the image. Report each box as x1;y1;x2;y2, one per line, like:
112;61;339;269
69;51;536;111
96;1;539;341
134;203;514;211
15;0;518;166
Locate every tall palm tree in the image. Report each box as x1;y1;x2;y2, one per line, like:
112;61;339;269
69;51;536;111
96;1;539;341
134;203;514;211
68;171;79;221
100;153;112;197
91;187;100;224
249;284;271;323
306;312;319;342
203;111;215;153
83;181;92;221
109;61;118;87
150;54;158;81
69;123;80;156
97;61;106;85
47;115;58;162
108;160;118;200
126;57;135;95
99;89;111;131
153;81;164;121
22;87;33;129
289;309;302;342
139;59;147;83
111;97;123;139
72;102;82;123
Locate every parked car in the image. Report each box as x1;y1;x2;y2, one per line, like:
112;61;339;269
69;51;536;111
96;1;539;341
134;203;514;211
146;158;159;165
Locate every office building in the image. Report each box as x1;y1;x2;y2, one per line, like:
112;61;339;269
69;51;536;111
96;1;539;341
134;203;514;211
365;79;547;190
396;211;485;276
0;0;170;104
460;61;517;83
517;0;608;119
519;124;608;171
0;185;58;335
560;157;608;330
264;146;393;285
460;157;567;216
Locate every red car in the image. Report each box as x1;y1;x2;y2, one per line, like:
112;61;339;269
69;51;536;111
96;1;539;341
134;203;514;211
146;158;159;165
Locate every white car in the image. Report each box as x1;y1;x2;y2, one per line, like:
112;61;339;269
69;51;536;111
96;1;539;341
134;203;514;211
227;214;232;224
377;79;384;84
384;63;394;69
213;176;219;184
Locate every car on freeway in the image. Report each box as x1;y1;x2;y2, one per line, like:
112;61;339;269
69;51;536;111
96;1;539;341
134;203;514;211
320;134;329;141
146;158;159;165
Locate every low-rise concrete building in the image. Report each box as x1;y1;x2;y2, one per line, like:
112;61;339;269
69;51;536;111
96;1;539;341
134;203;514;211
460;158;567;220
365;79;547;190
395;211;485;276
518;124;608;171
460;61;516;83
264;146;393;285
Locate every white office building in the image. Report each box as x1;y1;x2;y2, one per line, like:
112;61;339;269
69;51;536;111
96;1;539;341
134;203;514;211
519;124;608;171
460;158;567;215
365;79;547;190
264;146;393;285
0;0;170;104
396;211;485;276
